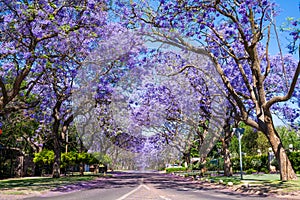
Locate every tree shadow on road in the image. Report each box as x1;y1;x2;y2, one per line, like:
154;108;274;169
50;172;146;193
143;173;273;199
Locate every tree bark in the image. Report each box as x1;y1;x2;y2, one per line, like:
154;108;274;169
52;101;62;178
221;117;233;177
263;111;297;181
223;147;232;177
79;139;84;176
183;151;191;166
52;139;61;178
52;119;61;178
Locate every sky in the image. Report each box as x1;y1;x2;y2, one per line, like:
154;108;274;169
271;0;299;56
271;0;299;126
275;0;299;22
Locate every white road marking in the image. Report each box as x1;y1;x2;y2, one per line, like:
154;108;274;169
159;195;172;200
142;184;150;190
116;184;150;200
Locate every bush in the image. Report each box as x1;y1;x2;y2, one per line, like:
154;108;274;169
231;154;268;173
288;151;300;173
206;158;224;171
245;168;257;174
33;149;55;165
166;167;187;173
260;167;269;174
33;149;55;175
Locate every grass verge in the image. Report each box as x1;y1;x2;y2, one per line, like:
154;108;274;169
208;174;300;194
0;175;102;195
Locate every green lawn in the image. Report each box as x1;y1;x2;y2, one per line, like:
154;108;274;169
242;174;300;193
206;175;241;185
208;174;300;194
243;173;281;181
0;175;98;195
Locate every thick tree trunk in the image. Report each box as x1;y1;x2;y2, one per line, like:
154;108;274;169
52;136;61;178
222;143;232;177
221;117;233;177
51;101;63;178
263;111;297;181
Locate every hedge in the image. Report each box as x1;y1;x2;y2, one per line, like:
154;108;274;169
231;152;300;174
288;151;300;174
166;167;187;173
231;154;268;173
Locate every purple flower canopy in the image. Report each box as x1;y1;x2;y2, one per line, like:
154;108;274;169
73;28;228;158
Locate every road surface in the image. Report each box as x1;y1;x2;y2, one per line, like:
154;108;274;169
25;171;284;200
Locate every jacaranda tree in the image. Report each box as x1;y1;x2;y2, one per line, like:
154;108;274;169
0;0;107;116
0;0;110;178
114;0;300;180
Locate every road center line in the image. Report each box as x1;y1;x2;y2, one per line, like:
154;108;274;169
159;195;172;200
142;184;150;190
116;184;150;200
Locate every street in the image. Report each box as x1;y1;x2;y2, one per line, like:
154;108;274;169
24;171;283;200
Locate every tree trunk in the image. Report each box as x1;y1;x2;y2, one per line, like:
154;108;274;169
222;142;232;177
51;101;63;178
221;117;233;177
51;113;61;178
52;136;61;178
183;151;191;166
263;111;297;181
79;139;84;176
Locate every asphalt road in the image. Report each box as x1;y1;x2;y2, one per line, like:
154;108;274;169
25;171;282;200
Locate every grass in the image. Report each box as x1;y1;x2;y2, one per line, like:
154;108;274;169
243;173;281;181
242;174;300;193
207;173;300;194
207;175;241;185
0;175;99;195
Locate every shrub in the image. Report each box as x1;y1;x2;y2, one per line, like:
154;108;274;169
288;151;300;173
166;167;187;173
231;154;268;173
260;167;269;174
245;168;257;174
33;149;55;165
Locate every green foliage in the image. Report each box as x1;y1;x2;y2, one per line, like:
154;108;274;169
34;150;111;169
230;123;270;156
231;154;269;173
165;167;187;173
205;158;224;171
260;167;269;174
245;168;257;174
277;126;300;151
0;111;39;155
288;151;300;173
92;152;112;165
190;161;205;170
73;152;98;165
61;151;77;168
33;149;54;165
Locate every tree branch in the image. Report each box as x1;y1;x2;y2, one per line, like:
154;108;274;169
265;60;300;110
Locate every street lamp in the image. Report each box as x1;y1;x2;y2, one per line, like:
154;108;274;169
233;127;245;180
